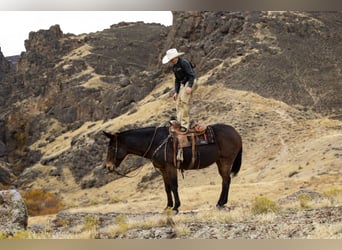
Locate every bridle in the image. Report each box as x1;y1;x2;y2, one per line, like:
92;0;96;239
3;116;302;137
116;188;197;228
109;127;159;178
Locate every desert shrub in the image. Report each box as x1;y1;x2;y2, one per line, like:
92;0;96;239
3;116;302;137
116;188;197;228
115;215;127;224
0;232;8;239
115;215;129;234
2;230;51;239
297;193;312;209
251;196;280;215
175;223;191;237
324;188;342;196
22;189;64;216
323;188;342;205
83;215;100;231
11;230;36;239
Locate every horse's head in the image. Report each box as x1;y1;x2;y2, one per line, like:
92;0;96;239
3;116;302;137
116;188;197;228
103;131;127;172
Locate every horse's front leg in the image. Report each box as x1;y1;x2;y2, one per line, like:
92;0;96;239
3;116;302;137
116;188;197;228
167;164;180;214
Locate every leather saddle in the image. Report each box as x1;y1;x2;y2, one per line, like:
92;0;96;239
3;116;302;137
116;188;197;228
169;120;214;148
168;120;215;169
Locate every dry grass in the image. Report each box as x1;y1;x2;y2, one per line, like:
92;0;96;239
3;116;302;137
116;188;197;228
21;189;64;216
323;188;342;205
20;190;342;239
307;223;342;239
81;74;112;89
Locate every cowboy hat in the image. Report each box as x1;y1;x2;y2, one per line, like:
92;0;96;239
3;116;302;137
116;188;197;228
162;48;184;64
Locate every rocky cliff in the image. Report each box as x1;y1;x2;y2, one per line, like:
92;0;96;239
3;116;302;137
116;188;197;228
166;11;341;116
0;11;341;192
0;22;169;186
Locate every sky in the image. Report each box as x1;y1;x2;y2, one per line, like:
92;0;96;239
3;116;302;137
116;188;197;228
0;11;173;56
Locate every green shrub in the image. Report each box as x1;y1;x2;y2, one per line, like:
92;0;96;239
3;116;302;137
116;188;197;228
115;215;127;224
297;193;312;209
0;232;8;239
83;215;100;231
324;188;342;205
251;196;280;215
115;215;129;234
324;188;342;197
11;230;35;239
1;230;51;239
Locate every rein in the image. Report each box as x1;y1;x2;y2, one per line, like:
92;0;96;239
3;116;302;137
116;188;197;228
112;127;159;178
151;134;172;166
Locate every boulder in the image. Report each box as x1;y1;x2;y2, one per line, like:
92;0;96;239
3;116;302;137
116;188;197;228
0;189;28;234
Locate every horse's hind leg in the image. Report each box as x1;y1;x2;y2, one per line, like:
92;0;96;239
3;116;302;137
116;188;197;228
216;158;233;208
161;169;173;209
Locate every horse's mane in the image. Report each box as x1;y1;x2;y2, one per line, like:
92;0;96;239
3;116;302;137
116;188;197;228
118;125;168;135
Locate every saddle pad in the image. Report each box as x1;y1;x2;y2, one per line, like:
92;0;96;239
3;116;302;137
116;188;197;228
171;125;215;148
193;126;215;145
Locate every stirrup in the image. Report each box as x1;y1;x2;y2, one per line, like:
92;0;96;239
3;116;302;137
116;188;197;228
180;127;188;133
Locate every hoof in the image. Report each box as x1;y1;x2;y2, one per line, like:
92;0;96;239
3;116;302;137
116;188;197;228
216;204;234;211
163;207;174;216
216;204;226;209
172;209;179;215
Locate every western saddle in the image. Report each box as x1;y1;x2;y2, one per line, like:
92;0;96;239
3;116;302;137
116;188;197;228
168;120;215;171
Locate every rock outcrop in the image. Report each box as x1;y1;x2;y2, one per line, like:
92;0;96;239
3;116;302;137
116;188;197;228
0;22;169;187
0;49;13;108
0;48;11;78
165;11;342;116
0;189;28;235
0;161;15;187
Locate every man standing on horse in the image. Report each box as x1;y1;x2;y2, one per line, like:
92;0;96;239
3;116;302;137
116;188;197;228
162;48;196;133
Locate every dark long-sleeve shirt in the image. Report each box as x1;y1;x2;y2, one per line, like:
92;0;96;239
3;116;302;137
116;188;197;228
173;57;196;94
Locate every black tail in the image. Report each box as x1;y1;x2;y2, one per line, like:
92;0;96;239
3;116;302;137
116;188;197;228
231;147;242;176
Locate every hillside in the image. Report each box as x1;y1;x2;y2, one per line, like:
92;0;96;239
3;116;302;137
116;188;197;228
0;11;341;239
17;79;342;239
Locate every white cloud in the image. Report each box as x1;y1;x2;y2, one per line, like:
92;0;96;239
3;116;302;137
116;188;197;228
0;11;172;56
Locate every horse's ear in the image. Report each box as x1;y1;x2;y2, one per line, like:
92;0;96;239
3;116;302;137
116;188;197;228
102;131;113;138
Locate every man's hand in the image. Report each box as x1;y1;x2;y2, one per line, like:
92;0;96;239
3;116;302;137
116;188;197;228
173;93;178;101
185;87;192;95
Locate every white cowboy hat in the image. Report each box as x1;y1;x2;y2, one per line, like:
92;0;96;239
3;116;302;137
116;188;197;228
162;48;184;64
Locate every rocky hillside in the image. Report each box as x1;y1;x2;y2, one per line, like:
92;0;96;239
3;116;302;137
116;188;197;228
0;11;341;239
0;22;169;186
168;11;342;116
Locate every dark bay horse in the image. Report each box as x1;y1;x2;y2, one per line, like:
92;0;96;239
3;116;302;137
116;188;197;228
103;124;242;213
